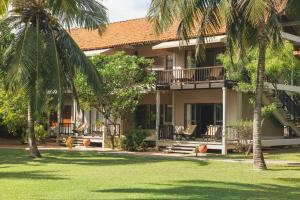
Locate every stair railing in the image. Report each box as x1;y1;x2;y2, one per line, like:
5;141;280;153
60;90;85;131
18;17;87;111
277;90;300;121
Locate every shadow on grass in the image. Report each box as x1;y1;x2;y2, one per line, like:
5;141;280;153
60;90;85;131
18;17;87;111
93;180;300;200
0;149;209;167
275;178;300;184
268;164;300;171
0;170;68;180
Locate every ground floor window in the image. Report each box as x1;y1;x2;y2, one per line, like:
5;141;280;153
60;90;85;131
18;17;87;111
164;105;173;123
135;104;173;129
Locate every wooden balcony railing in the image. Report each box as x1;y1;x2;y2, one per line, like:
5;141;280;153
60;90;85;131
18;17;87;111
155;66;225;85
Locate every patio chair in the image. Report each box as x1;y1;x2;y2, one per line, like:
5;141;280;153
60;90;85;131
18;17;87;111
72;123;86;136
185;69;196;82
180;124;197;140
207;67;223;80
202;125;222;141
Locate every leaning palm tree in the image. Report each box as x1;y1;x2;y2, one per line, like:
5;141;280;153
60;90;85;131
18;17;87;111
0;0;108;158
148;0;290;170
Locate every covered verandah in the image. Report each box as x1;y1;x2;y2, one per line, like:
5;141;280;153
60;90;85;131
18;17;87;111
137;86;244;155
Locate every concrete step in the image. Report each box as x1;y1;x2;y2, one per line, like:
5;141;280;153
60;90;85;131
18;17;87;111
171;146;196;151
163;149;194;154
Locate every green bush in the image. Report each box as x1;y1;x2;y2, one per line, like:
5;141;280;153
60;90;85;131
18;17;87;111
228;120;253;153
122;128;148;151
34;123;47;143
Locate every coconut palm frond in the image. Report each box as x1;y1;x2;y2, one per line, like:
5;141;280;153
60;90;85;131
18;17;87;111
48;0;108;33
147;0;180;34
56;27;103;94
237;0;266;26
0;0;9;16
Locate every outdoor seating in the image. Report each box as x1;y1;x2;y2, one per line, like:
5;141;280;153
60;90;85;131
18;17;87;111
72;123;86;136
180;124;197;140
202;125;222;141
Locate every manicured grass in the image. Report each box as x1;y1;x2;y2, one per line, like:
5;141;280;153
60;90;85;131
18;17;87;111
206;148;300;161
0;148;299;200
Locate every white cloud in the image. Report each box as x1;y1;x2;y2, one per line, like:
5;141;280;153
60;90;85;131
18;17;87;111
102;0;151;22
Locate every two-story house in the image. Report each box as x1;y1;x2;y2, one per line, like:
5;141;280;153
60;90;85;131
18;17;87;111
55;17;300;154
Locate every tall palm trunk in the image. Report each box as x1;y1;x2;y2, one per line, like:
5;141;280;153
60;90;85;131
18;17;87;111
253;20;267;170
56;102;62;144
28;94;41;158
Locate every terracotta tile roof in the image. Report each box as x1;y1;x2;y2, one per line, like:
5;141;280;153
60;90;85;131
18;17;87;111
70;18;225;51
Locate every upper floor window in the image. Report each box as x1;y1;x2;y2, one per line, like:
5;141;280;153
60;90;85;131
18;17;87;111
166;55;173;70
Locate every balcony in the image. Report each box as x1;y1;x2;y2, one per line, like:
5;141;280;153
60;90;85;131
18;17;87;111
154;66;225;90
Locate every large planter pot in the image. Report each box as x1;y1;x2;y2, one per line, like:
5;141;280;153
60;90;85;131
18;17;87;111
83;139;91;147
66;137;73;150
198;145;208;153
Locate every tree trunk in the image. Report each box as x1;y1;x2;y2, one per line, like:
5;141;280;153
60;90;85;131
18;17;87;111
28;95;41;158
105;120;115;149
56;102;62;144
253;20;267;170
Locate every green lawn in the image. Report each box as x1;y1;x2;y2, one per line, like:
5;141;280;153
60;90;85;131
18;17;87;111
206;148;300;161
0;148;299;200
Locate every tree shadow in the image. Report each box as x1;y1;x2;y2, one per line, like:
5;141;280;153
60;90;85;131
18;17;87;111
93;180;300;200
0;149;209;167
268;164;300;171
0;170;68;180
275;178;300;184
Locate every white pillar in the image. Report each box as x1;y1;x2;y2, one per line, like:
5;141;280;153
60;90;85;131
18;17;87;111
222;87;227;155
172;91;175;125
156;90;161;148
172;91;175;140
72;98;77;126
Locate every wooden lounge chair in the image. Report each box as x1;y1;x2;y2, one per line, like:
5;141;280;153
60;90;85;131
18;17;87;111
202;125;222;141
207;67;223;80
185;69;196;82
181;124;197;139
72;123;86;135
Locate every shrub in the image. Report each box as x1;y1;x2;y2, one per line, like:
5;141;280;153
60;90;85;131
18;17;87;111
227;120;253;153
122;128;148;151
34;123;47;144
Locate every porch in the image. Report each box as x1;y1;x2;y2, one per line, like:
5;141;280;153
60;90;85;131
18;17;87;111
137;87;237;154
157;125;238;153
57;122;121;147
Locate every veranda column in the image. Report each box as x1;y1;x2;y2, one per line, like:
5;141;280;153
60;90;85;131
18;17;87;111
156;90;161;148
172;91;175;139
222;87;228;155
172;50;176;140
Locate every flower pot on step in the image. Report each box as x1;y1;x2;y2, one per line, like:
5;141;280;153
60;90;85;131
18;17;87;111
83;139;91;147
198;145;208;153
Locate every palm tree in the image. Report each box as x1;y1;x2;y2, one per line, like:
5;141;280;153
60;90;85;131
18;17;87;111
0;0;108;158
148;0;292;170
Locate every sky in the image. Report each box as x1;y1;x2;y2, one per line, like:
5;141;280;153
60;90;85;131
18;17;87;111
102;0;151;22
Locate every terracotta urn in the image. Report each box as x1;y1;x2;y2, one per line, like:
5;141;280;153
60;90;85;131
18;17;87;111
66;137;73;150
83;139;91;147
198;145;208;153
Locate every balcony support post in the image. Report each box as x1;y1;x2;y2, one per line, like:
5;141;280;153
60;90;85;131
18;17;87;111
156;90;161;148
172;91;175;132
222;86;228;155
